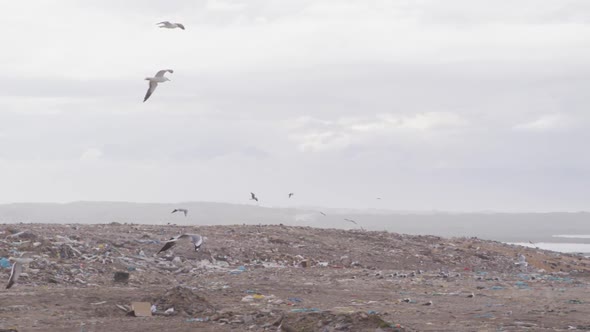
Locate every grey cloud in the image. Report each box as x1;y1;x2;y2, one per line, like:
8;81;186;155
0;0;587;211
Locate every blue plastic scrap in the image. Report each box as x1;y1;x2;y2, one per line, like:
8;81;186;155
0;258;11;269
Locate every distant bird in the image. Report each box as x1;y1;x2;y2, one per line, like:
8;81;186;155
515;254;528;268
319;211;327;216
156;21;185;30
171;208;188;217
143;69;173;102
5;261;22;289
376;197;382;200
344;218;358;225
157;234;204;254
250;192;259;202
422;300;433;306
288;193;294;198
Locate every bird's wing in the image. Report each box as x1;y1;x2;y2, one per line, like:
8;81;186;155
183;210;188;216
176;23;185;30
157;21;171;25
155;69;174;77
157;240;176;254
171;209;178;213
190;234;203;247
250;192;255;198
344;218;357;224
320;212;327;216
6;262;22;289
143;81;158;102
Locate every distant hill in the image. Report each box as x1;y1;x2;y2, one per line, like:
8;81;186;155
0;201;589;243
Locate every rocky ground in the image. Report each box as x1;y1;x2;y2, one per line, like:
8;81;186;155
0;223;589;332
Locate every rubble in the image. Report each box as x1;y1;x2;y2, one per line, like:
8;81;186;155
0;223;588;331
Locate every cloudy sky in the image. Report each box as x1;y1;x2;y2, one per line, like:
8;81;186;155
1;0;589;211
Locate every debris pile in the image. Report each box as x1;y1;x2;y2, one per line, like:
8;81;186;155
0;223;589;331
151;286;216;316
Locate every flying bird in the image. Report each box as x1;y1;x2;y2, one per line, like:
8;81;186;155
171;208;188;217
250;192;259;202
288;193;294;198
157;234;204;254
5;261;22;289
143;69;173;102
344;218;358;225
157;21;185;30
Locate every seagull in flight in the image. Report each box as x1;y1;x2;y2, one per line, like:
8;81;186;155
157;21;185;30
5;261;22;289
157;234;204;254
319;211;327;216
288;193;294;198
171;208;188;217
250;192;259;202
143;69;173;102
344;218;358;225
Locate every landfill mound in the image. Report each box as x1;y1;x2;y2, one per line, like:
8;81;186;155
0;223;589;331
280;312;407;332
151;286;216;316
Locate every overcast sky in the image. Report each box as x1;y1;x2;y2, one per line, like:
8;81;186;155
0;0;589;211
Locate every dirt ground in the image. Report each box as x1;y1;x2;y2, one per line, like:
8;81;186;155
1;223;589;331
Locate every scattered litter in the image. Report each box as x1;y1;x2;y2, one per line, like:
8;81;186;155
474;313;495;319
113;272;130;283
186;317;209;322
230;266;246;275
131;302;152;317
0;258;11;269
116;304;130;313
90;301;107;305
287;297;303;303
290;308;320;313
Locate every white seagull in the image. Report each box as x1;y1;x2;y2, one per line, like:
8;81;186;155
143;69;173;102
157;234;204;254
344;218;358;225
171;208;188;217
157;21;185;30
6;261;22;289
